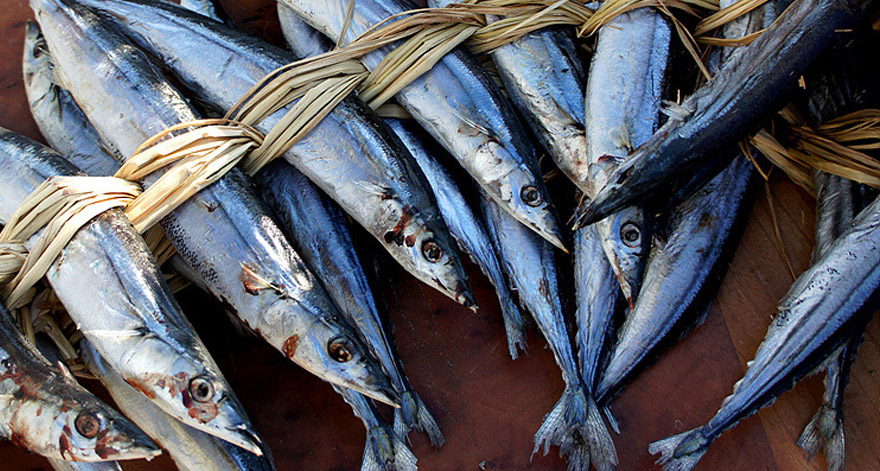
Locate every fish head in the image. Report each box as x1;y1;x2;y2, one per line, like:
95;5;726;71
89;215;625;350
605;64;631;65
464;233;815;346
21;21;57;108
0;351;158;461
380;201;475;310
273;304;398;407
89;336;264;456
599;207;649;307
492;157;566;252
45;402;159;462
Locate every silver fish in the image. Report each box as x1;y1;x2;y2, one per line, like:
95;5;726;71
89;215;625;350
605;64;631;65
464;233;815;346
279;0;566;250
81;0;474;310
428;0;589;194
482;196;615;471
795;32;880;470
32;337;126;471
796;171;864;471
649;188;880;471
21;22;120;177
0;297;158;462
572;223;617;413
580;0;879;226
28;7;424;461
260;161;440;449
333;385;418;471
596;155;754;402
580;7;669;306
32;0;398;407
385;119;526;357
81;340;275;471
0;123;262;453
277;7;526;358
277;1;336;59
178;0;221;22
595;0;770;404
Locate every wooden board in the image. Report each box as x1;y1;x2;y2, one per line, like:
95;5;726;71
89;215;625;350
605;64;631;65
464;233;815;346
0;1;878;470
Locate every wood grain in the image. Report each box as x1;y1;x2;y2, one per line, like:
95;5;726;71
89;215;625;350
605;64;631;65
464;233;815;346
0;1;878;470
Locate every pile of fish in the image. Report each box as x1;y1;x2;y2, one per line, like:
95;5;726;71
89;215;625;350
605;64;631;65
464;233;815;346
0;0;877;469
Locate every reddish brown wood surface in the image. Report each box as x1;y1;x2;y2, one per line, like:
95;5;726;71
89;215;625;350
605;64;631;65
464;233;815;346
1;1;879;470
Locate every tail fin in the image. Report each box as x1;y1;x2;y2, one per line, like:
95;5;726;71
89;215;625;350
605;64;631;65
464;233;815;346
361;425;418;471
393;390;445;448
532;387;617;471
797;404;845;471
498;294;527;360
648;428;710;471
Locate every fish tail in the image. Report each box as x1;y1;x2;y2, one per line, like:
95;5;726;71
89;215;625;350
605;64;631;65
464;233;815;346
532;387;617;471
584;395;618;471
648;427;710;471
499;295;527;360
361;425;418;471
797;403;844;471
393;390;444;448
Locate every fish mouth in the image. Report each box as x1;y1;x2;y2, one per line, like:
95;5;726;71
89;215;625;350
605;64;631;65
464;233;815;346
106;427;162;462
456;283;477;312
347;380;401;408
514;201;568;252
221;423;266;456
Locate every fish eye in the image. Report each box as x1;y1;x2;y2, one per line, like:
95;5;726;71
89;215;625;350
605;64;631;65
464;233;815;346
75;411;100;439
620;222;641;248
188;376;215;403
421;240;443;263
328;339;354;363
521;185;542;207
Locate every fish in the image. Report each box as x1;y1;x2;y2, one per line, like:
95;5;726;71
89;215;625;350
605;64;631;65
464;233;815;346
572;223;618;417
333;385;418;471
428;0;589;195
579;0;880;227
81;340;276;471
78;0;475;311
794;31;880;471
579;7;670;306
796;171;866;471
20;21;120;177
649;190;880;471
0;298;158;462
384;119;527;358
31;337;146;471
596;155;755;402
260;161;441;451
595;0;771;405
277;1;337;59
30;4;424;461
0;124;264;454
481;196;615;471
278;0;566;251
32;0;398;407
277;6;526;358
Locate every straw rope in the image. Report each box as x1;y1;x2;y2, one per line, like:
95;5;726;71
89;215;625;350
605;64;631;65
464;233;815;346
0;0;792;317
